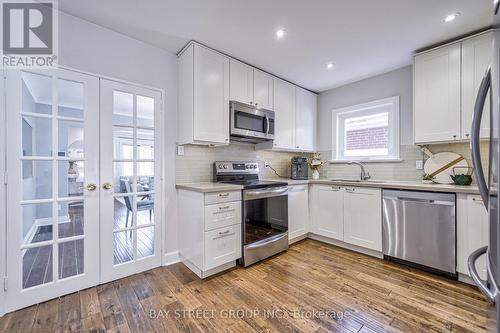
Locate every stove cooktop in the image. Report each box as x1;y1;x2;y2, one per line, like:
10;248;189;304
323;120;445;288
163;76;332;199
220;180;288;189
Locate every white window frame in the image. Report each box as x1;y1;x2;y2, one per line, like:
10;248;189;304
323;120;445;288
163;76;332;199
333;96;400;162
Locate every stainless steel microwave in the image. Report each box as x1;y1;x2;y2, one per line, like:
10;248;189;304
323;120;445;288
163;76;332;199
230;101;275;143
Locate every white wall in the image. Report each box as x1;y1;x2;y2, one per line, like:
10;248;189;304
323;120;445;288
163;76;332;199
317;66;413;152
58;13;179;260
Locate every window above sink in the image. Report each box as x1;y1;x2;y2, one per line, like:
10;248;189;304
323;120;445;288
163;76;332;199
333;96;400;162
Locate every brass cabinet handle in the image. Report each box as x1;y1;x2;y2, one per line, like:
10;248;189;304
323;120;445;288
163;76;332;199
102;182;113;190
86;183;97;191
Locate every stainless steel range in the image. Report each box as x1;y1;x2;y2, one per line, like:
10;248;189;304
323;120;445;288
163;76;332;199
214;161;289;267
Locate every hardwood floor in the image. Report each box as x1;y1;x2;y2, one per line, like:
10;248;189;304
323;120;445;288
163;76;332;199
2;239;495;333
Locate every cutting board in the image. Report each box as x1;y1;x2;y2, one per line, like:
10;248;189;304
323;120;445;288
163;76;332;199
424;152;468;184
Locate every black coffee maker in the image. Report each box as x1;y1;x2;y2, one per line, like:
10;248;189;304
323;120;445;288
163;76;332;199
291;156;308;180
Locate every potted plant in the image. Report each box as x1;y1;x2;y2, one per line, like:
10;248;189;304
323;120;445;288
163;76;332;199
422;174;435;184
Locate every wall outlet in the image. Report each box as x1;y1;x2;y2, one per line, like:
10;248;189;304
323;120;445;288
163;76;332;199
177;145;185;156
415;160;423;170
265;161;270;168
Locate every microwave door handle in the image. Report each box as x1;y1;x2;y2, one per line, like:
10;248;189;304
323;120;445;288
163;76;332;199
471;67;491;207
264;115;269;134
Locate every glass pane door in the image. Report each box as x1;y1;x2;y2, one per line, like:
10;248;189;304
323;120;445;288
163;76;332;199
5;69;99;312
100;79;162;282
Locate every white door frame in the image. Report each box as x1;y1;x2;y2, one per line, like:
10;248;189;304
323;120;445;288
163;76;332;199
5;68;100;312
99;79;163;283
0;68;6;317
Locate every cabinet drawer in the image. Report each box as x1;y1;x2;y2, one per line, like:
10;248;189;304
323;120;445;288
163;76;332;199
204;190;241;205
204;201;241;231
204;224;242;270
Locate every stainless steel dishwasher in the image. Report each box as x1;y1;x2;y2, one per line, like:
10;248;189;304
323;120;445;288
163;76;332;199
382;189;456;278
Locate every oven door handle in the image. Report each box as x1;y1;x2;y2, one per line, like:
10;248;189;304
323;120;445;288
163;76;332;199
246;232;288;250
244;186;288;200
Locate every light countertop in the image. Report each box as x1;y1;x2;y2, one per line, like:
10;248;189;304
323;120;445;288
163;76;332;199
264;178;480;194
176;179;480;194
175;182;243;193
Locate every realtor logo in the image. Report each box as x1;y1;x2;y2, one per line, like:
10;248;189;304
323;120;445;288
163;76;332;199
1;0;57;67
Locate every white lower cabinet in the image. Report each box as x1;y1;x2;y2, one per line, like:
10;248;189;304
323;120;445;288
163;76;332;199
178;189;242;278
343;187;382;251
457;194;489;280
288;185;309;242
310;185;382;252
310;185;344;240
204;224;241;270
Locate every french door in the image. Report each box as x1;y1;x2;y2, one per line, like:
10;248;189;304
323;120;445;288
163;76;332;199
4;70;163;312
100;79;162;282
5;68;100;311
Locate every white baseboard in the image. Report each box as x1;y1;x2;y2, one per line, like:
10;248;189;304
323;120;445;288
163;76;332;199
163;250;180;266
289;233;308;245
308;233;384;259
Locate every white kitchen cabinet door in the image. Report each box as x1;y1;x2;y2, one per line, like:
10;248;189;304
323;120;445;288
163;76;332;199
204;224;241;270
193;44;230;144
457;194;489;280
462;33;493;139
295;87;317;151
310;185;344;240
414;43;461;143
230;59;254;105
273;79;295;149
288;185;309;241
343;187;382;251
253;69;274;110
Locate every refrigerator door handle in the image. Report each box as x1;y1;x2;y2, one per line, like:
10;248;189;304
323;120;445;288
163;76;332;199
471;67;491;207
467;246;497;303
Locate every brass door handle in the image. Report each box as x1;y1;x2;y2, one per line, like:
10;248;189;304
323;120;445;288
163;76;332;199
102;182;113;190
86;183;97;191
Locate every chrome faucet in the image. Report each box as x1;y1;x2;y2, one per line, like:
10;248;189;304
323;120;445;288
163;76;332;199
348;161;371;181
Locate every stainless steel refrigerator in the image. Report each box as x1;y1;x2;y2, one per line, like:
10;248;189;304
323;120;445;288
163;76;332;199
468;1;500;331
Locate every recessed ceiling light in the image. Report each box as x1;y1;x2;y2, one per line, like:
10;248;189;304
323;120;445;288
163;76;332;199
443;13;460;23
276;29;286;39
327;63;334;69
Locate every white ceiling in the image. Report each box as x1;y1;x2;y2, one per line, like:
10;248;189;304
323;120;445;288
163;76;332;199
59;0;493;92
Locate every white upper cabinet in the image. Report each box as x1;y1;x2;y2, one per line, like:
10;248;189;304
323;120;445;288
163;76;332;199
178;43;230;145
295;87;317;151
414;31;493;144
229;59;254;105
253;69;274;110
343;187;382;251
414;43;461;143
273;79;295;149
461;32;492;139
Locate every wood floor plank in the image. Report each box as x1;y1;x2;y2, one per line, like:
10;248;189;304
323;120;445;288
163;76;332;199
32;299;59;333
80;287;101;319
57;292;82;332
5;305;37;333
96;283;127;330
113;277;154;333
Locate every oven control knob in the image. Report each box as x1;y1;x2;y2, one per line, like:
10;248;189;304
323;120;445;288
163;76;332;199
246;165;250;169
223;165;228;169
218;165;223;169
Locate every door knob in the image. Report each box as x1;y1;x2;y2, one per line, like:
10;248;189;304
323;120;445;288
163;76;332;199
102;182;113;190
86;183;97;191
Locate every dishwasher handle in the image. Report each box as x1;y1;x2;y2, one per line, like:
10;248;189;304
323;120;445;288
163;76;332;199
384;196;455;206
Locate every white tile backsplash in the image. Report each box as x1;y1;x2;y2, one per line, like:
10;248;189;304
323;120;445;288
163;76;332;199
176;142;489;184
